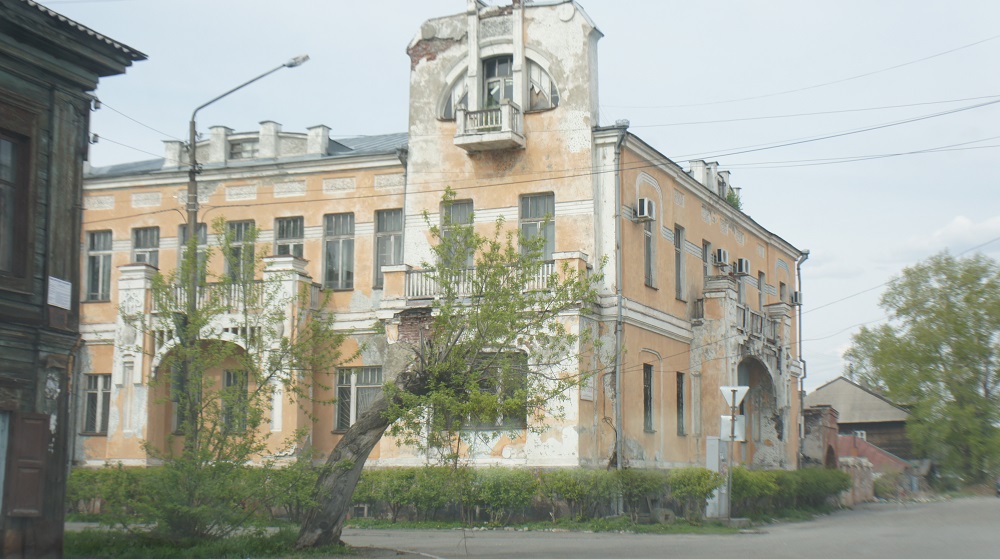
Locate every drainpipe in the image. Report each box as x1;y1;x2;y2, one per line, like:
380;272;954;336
795;249;809;467
613;124;628;472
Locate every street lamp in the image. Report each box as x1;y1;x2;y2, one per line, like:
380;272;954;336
178;55;309;447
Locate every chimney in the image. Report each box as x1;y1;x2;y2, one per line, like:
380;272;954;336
688;160;707;187
307;125;331;155
208;126;232;164
258;121;281;158
163;140;184;169
718;170;731;198
706;161;721;197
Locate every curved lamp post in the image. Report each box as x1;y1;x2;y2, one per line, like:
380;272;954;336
178;55;309;448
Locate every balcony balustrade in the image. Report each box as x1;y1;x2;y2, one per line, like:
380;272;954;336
151;281;267;315
404;261;555;299
454;101;525;152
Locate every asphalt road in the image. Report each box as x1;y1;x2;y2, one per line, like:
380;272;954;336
342;497;1000;559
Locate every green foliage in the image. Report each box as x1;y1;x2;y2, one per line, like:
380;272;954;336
538;468;616;521
65;528;348;559
615;469;670;521
666;467;724;522
731;467;849;517
464;467;538;525
844;252;1000;482
725;188;742;211
383;189;606;463
265;453;331;523
114;218;350;541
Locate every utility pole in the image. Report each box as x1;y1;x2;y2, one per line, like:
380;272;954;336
178;55;309;450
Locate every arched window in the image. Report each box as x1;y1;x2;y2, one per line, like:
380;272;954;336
441;57;559;119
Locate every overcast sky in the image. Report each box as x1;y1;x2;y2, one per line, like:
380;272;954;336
40;0;1000;392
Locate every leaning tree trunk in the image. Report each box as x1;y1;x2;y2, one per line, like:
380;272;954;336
294;396;392;548
295;365;426;548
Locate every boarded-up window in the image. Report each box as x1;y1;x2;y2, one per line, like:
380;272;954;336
6;413;49;517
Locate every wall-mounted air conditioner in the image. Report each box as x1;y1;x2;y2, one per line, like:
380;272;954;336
636;198;655;221
791;291;803;306
734;258;751;276
713;248;729;267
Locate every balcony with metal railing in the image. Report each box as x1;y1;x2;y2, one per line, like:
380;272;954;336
454;100;525;152
150;281;267;315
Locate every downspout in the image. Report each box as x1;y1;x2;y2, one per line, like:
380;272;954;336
613;125;628;471
795;249;810;467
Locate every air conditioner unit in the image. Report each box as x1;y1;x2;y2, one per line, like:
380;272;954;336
713;248;729;267
734;258;751;276
636;198;655;221
791;291;803;306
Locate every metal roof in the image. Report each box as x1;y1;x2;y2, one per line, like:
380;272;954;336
20;0;146;61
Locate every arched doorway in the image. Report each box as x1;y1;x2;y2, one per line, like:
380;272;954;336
736;356;783;468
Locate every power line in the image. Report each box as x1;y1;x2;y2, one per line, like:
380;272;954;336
629;94;1000;128
99;101;185;142
678;97;1000;161
605;33;1000;109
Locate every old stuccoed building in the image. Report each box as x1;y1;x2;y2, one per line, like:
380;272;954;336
0;0;143;556
77;0;804;478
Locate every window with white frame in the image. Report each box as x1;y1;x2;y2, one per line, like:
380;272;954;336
324;213;354;290
758;271;767;311
461;353;529;431
643;363;654;432
702;240;712;279
520;193;554;260
336;367;383;431
86;230;112;301
442;199;474;268
222;370;248;433
229;140;258;160
178;222;208;274
83;374;111;434
674;225;685;300
677;372;686;436
483;56;514;108
644;219;655;287
275;216;303;258
527;60;559;111
374;209;402;289
132;226;159;267
225;220;255;281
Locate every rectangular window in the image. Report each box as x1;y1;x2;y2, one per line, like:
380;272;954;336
132;227;159;267
520;193;555;260
674;225;685;300
644;220;654;287
442;200;474;267
226;220;255;281
222;370;248;433
483;55;514;108
464;353;529;431
702;240;712;279
178;222;208;275
86;231;112;301
780;281;788;303
335;366;383;431
0;133;28;277
324;213;354;290
758;271;767;311
374;209;402;288
229;140;258;160
643;363;654;432
275;216;304;258
676;372;686;436
83;374;111;434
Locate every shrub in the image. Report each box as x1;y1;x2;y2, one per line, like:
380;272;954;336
465;467;537;525
265;455;330;523
667;467;723;522
793;468;850;508
615;469;670;521
730;467;778;517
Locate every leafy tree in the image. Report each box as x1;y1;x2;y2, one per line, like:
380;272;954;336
119;218;348;541
844;251;1000;482
295;190;605;548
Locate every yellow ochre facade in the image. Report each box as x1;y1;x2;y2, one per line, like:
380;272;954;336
76;1;804;472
